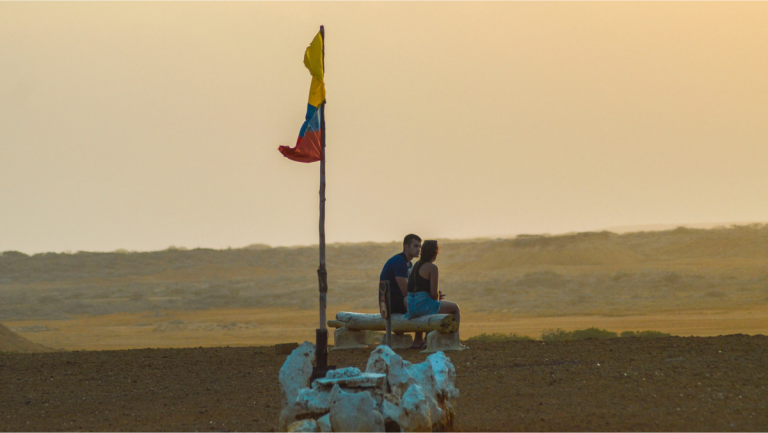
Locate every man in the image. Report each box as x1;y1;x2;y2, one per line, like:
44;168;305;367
379;234;425;349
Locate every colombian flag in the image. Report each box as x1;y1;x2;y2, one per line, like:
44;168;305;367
278;31;325;163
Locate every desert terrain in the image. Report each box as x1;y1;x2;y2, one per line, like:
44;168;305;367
1;225;767;430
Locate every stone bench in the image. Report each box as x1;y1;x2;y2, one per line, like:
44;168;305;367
327;311;466;352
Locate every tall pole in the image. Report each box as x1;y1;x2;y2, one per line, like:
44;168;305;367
313;25;331;380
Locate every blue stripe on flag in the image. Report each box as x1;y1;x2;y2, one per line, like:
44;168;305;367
298;104;321;138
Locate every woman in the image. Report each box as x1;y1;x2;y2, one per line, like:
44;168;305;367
405;240;461;349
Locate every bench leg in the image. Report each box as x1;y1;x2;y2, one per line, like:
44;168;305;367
421;330;468;353
379;332;413;349
331;327;369;350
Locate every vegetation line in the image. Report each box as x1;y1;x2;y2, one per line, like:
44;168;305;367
468;328;672;342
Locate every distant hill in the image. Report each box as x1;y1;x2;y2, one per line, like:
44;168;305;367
1;224;767;320
601;221;766;234
0;323;57;353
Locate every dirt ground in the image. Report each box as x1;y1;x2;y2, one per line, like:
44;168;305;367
1;335;767;432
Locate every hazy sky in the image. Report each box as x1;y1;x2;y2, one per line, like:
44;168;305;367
2;2;767;254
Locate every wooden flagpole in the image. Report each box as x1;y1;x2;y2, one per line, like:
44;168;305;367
313;24;332;380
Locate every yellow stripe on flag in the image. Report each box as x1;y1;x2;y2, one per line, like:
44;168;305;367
308;77;325;108
304;31;325;107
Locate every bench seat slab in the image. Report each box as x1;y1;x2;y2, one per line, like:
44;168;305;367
329;312;458;334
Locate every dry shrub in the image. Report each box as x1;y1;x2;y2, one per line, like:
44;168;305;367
542;328;617;341
620;330;671;338
542;328;672;341
466;333;533;342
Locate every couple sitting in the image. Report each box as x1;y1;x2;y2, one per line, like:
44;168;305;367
379;234;461;350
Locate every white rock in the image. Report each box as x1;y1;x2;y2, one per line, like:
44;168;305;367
402;361;433;394
317;414;332;433
278;343;459;433
279;341;315;406
380;399;403;432
398;385;431;432
389;359;418;398
428;352;460;400
426;352;458;429
366;347;457;431
410;360;445;424
296;387;333;413
365;345;400;376
287;419;319;432
366;346;418;399
329;384;385;432
314;373;386;389
379;393;401;425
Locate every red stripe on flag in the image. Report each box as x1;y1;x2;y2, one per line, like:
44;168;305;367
278;130;322;163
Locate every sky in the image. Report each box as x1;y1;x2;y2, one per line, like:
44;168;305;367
1;2;767;254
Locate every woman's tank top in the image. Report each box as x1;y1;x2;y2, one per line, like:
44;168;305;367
407;262;432;294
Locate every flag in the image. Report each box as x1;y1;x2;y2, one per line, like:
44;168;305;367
279;31;325;163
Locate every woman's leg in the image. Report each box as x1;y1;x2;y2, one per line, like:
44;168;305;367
438;301;460;326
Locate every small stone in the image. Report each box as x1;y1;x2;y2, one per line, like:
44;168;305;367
330;384;385;432
287;419;319;432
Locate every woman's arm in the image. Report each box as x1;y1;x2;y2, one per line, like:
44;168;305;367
429;264;439;300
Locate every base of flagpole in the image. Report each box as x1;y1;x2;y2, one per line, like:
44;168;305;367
310;328;335;383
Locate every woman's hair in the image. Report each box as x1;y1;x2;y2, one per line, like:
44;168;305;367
412;240;440;287
417;240;440;265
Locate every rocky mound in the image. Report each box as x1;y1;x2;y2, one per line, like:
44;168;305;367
0;323;56;353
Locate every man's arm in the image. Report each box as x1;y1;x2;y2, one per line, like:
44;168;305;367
395;277;408;297
392;257;410;297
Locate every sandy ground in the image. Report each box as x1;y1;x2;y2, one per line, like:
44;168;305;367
1;335;767;432
6;306;768;351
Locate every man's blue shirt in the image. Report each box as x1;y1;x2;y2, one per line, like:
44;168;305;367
379;252;412;314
